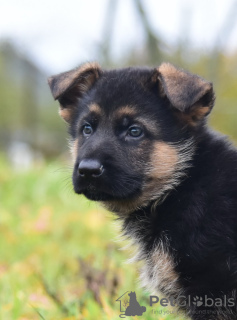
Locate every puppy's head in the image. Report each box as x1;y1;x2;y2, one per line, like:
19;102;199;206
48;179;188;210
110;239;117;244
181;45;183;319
48;62;214;214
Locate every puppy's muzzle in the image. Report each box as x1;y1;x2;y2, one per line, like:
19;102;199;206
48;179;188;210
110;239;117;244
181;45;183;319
78;159;104;178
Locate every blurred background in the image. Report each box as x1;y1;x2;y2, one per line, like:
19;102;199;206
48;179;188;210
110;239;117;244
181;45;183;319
1;0;237;164
0;0;237;319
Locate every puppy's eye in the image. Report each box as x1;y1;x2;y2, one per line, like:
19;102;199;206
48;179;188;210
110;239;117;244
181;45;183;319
127;126;143;137
83;124;93;136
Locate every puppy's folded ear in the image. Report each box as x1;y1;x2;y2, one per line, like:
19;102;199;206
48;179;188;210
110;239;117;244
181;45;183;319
157;63;215;126
48;62;101;123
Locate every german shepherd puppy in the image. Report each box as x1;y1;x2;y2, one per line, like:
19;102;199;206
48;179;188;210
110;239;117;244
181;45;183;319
48;62;237;320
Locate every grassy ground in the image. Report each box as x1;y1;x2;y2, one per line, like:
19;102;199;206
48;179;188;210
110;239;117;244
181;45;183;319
0;156;185;320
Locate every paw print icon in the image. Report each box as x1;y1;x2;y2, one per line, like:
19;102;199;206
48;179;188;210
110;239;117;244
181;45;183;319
192;296;203;307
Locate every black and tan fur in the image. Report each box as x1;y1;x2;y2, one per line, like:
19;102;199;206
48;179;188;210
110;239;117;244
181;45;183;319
48;62;237;319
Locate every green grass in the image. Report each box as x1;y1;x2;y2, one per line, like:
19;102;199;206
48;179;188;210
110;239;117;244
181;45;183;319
0;156;186;320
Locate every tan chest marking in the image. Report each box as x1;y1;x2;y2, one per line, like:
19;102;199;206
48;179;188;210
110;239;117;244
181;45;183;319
140;242;182;299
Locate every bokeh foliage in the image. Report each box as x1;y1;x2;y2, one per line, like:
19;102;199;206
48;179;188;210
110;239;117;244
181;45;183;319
0;156;184;319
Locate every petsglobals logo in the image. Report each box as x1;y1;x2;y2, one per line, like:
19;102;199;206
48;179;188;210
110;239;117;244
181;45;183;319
116;291;146;318
116;291;236;318
150;295;235;308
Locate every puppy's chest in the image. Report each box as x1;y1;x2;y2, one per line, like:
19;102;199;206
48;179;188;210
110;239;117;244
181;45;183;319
138;240;183;298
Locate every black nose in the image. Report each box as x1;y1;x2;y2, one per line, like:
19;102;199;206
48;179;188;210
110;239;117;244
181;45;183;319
78;159;104;177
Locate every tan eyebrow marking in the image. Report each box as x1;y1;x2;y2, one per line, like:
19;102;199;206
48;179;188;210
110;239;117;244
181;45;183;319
88;103;102;114
114;106;137;117
114;106;159;135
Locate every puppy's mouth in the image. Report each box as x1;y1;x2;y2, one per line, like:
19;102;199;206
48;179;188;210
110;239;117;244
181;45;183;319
75;185;141;202
75;183;114;201
82;189;117;201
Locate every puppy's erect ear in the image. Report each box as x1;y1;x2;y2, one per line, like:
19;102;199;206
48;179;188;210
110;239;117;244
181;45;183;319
157;63;215;125
48;62;101;123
